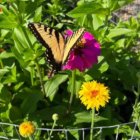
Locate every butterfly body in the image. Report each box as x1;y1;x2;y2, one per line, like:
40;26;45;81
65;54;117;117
28;23;85;76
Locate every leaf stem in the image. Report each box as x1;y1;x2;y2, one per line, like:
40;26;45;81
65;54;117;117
68;70;76;112
90;108;95;140
132;72;140;110
0;59;3;69
36;61;46;96
29;135;34;140
135;72;140;106
48;120;57;140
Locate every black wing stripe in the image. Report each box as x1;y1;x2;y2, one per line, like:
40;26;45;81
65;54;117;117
62;28;85;63
28;23;61;70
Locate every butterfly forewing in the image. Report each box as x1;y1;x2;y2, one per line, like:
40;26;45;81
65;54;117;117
28;23;65;70
62;28;85;64
28;23;85;77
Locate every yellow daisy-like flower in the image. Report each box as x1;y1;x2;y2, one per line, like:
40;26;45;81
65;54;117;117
79;81;110;111
19;121;35;138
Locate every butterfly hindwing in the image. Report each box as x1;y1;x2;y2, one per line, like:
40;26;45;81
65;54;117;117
62;28;85;64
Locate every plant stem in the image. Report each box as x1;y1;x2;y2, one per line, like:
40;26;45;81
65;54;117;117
133;72;140;108
21;23;46;96
130;72;140;122
36;61;46;96
21;25;46;94
135;72;140;106
68;70;76;112
137;72;140;130
48;120;56;140
29;135;34;140
90;108;95;140
0;59;3;69
125;35;133;49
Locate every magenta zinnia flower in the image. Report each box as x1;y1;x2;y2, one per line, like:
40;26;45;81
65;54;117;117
62;30;101;71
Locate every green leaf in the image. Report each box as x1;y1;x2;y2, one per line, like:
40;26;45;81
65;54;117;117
8;106;22;121
13;27;31;51
0;83;3;93
34;6;42;22
68;71;83;96
0;118;14;137
0;68;9;80
84;74;93;81
91;14;104;30
44;74;68;98
102;0;133;12
0;15;17;29
117;0;134;9
0;29;10;38
24;0;44;16
12;27;35;68
14;82;24;91
67;1;109;18
0;5;18;29
0;52;14;59
17;1;26;13
107;28;134;38
98;57;109;73
111;89;127;105
3;65;17;84
11;46;27;67
0;86;12;103
20;88;43;114
74;111;107;125
69;130;79;140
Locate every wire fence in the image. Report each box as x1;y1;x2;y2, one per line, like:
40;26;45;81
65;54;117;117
0;121;139;140
0;0;139;140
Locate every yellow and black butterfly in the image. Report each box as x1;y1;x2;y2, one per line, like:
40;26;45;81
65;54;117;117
28;23;85;77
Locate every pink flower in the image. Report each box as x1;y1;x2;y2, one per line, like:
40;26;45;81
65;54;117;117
62;30;101;71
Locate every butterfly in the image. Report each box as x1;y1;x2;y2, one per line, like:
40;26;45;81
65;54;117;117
28;23;85;77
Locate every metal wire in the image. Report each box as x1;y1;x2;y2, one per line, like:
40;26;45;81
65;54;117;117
0;0;139;140
0;121;139;140
115;125;120;140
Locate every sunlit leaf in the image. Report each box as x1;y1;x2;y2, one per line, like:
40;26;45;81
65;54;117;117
74;111;108;125
107;28;134;38
67;1;109;18
44;74;68;98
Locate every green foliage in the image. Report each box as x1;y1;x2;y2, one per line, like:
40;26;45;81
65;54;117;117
0;0;140;139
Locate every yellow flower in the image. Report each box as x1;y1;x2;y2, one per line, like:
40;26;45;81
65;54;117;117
19;121;35;138
79;81;110;111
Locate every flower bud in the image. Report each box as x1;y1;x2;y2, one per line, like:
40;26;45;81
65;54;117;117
52;113;59;121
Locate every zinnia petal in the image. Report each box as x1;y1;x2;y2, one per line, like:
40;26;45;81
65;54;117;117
62;29;101;71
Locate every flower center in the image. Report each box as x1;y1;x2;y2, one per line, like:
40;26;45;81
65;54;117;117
90;90;98;98
73;38;86;56
76;38;86;48
74;48;82;55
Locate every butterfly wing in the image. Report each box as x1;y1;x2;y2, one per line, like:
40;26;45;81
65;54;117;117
28;23;65;72
62;28;85;64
